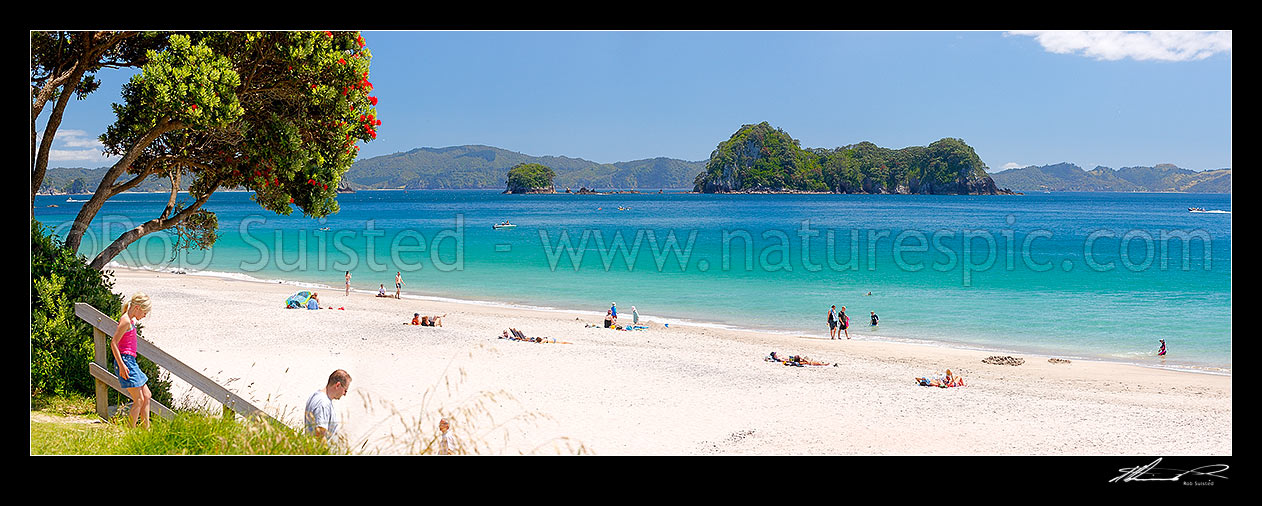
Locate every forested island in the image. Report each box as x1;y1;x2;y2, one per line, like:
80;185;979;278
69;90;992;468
692;122;1010;195
503;163;556;194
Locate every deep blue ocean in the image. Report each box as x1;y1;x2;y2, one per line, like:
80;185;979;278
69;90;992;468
34;190;1231;373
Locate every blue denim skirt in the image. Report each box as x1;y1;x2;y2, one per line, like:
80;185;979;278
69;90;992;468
116;354;148;389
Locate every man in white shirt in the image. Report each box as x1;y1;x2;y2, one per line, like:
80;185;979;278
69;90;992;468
305;369;351;440
437;418;457;455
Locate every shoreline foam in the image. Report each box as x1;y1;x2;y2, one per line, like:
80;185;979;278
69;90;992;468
106;261;1231;376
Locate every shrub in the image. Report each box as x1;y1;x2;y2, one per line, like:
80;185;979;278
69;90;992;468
31;220;172;406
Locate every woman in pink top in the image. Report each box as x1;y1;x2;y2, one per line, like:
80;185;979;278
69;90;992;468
111;293;152;428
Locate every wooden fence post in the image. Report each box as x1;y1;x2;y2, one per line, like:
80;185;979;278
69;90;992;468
92;327;111;420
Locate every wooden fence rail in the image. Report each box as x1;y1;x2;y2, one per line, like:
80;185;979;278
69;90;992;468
74;303;278;425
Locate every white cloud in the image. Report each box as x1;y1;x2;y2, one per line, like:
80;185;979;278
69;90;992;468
1007;30;1231;62
48;148;112;162
39;129;118;165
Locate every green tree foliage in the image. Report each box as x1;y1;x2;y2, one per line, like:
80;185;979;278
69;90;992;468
58;31;380;270
31;221;172;405
31;31;168;199
504;163;557;193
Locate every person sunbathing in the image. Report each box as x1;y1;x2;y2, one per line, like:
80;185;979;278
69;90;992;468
916;369;964;387
500;328;571;344
410;313;446;326
766;351;833;367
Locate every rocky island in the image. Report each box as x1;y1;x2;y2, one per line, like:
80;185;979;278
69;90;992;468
692;122;1013;195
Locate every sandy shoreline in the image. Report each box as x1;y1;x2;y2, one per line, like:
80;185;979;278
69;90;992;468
107;266;1231;455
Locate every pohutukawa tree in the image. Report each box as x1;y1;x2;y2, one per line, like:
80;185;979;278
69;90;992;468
30;31;167;201
45;31;381;270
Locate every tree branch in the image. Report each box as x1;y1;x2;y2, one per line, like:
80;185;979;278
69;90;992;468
88;176;221;271
63;118;186;254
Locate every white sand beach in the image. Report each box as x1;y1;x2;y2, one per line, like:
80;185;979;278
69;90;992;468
109;267;1231;455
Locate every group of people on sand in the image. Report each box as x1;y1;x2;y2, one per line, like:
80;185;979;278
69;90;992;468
602;302;641;329
410;313;446;327
370;272;407;299
915;369;965;388
827;305;878;340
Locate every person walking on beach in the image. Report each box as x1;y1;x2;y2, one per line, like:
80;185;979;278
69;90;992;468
111;292;153;428
345;271;351;296
838;306;850;339
610;302;618;325
305;369;351;441
395;272;405;299
437;418;458;455
828;305;838;339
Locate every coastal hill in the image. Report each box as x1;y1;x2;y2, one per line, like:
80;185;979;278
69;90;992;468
693;122;1009;194
344;145;704;190
989;163;1232;193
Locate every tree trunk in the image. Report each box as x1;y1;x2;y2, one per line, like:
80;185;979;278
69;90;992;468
32;70;86;200
63;119;182;255
87;189;212;271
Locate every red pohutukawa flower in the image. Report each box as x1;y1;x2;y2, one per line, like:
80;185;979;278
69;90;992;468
369;96;378;105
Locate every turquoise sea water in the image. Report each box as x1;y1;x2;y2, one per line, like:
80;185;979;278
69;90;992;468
34;190;1231;373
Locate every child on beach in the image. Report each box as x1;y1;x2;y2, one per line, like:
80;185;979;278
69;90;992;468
111;292;153;428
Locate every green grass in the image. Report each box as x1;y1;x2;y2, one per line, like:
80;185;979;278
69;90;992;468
30;393;339;455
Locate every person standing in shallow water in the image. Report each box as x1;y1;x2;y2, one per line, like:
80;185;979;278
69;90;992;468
345;271;351;296
395;271;405;299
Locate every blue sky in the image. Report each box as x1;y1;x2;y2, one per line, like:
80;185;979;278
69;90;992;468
41;30;1232;172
